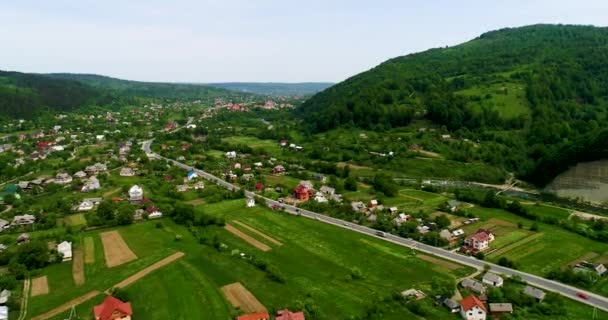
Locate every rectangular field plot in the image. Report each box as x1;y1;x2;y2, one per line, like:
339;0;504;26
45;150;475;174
221;282;267;313
100;231;138;267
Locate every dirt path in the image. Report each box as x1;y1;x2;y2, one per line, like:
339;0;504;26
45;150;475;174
30;290;101;320
232;221;283;246
108;251;185;291
103;187;122;197
224;224;271;251
17;279;30;320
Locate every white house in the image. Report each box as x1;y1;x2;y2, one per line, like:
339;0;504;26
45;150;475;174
81;176;100;192
129;185;143;201
460;295;486;320
73;171;87;179
0;305;7;320
96;135;105;141
119;167;135;177
146;207;163;219
246;198;255;207
482;272;504;287
314;193;328;203
225;151;237;159
0;289;11;305
57;241;73;262
78;201;94;211
55;173;73;185
12;215;36;226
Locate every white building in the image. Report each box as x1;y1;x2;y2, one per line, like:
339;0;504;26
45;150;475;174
129;185;143;201
460;295;486;320
78;201;94;211
225;151;237;159
57;241;73;262
482;272;504;287
246;198;255;207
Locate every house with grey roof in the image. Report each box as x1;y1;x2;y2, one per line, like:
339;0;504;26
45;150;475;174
482;272;504;287
523;286;546;302
460;278;486;294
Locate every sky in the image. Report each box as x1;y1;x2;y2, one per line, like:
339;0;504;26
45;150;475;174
1;0;607;83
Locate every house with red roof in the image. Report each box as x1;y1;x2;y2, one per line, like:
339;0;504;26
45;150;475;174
93;295;132;320
293;184;313;201
462;229;495;253
460;295;486;320
275;309;305;320
236;311;269;320
255;182;265;192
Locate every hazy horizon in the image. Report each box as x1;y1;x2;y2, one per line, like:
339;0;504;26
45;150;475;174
1;0;607;83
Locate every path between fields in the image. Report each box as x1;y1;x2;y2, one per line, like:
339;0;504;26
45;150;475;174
17;278;30;320
30;251;185;320
232;221;283;246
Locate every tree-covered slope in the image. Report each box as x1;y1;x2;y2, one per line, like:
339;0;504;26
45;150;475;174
298;24;608;185
46;73;253;100
0;70;114;119
207;82;334;96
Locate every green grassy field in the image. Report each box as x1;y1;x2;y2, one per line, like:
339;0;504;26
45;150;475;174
522;204;572;220
457;82;529;118
64;213;87;226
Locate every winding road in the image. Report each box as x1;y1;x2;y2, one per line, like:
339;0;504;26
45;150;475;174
142;139;608;312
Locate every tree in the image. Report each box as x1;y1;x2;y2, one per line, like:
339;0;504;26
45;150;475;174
344;177;358;191
173;203;195;225
13;241;49;270
96;201;115;222
115;207;133;225
109;287;130;301
530;222;539;231
434;214;451;229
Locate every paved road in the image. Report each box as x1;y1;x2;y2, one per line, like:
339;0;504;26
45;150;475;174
142;139;608;312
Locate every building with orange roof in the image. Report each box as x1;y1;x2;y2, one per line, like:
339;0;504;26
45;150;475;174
93;296;132;320
459;295;486;320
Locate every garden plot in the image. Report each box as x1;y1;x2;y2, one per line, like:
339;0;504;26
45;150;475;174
100;230;138;267
224;224;271;251
31;276;49;297
221;282;267;313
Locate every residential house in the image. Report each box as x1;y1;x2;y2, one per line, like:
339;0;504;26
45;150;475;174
0;220;9;231
246;198;255;207
313;173;327;183
12;215;36;226
146;207;162;219
272;165;286;174
194;182;205;190
447;200;461;212
452;229;465;237
93;295;132;320
0;244;6;252
237;312;269;320
73;171;87;179
489;303;513;316
187;170;198;181
57;241;73;261
417;225;430;234
16;233;30;244
460;295;486;320
369;199;379;208
78;200;95;211
17;181;30;190
81;176;101;192
255;182;264;192
443;297;460;313
351;201;366;212
314;193;328;203
401;289;426;300
275;310;304;320
0;305;6;320
293;183;313;201
225;151;237;159
461;278;486;294
54;172;72;185
0;289;10;305
330;194;343;203
482;273;504;287
176;185;189;192
253;162;263;168
388;207;398;214
120;168;136;177
463;229;495;253
234;163;242;170
573;261;607;276
85;163;107;175
319;186;335;195
440;229;456;244
96;135;105;141
393;213;411;226
129;185;143;201
523;286;546;302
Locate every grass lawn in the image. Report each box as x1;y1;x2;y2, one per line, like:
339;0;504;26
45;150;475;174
64;213;87;227
222;136;279;151
261;174;302;189
523;204;572;220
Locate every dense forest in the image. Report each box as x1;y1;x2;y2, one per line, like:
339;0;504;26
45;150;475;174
46;73;252;101
207;82;334;96
0;71;117;119
298;24;608;186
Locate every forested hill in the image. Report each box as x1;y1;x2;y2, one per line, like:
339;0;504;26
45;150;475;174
207;82;334;96
297;24;608;186
46;73;252;100
0;70;115;119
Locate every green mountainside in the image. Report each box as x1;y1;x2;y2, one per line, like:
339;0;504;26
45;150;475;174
0;70;115;119
46;73;251;100
207;82;334;96
297;24;608;186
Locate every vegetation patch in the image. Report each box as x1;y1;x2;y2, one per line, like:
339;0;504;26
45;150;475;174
72;249;85;285
84;237;95;264
65;213;87;227
415;254;461;271
232;221;283;246
488;233;544;258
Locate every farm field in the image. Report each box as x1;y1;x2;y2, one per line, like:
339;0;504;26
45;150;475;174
222;136;279;151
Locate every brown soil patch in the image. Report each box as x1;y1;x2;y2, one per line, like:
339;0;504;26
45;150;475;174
414;149;441;158
72;249;85;285
566;252;600;268
417;254;461;270
110;252;185;290
100;230;138;267
186;198;206;205
84;237;95;264
221;282;267;313
225;224;271;251
103;187;121;197
31;276;49;297
486;218;517;227
337;162;370;170
488;233;545;257
232;221;283;246
30;290;100;320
